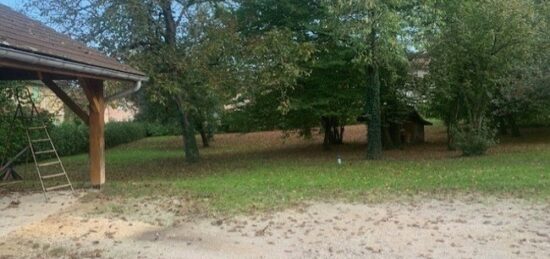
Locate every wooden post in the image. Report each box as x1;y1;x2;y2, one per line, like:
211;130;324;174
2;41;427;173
81;79;105;188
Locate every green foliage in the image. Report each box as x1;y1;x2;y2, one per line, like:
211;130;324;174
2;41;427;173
452;124;497;156
26;0;243;162
105;122;147;148
49;123;89;156
22;0;550;161
428;0;542;149
0;83;35;164
323;0;415;157
0;86;16;160
237;0;325;36
144;123;179;137
234;0;368;147
49;122;147;157
0;116;27;162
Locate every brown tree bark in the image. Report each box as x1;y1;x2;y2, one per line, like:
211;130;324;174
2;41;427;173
199;123;210;148
322;116;345;150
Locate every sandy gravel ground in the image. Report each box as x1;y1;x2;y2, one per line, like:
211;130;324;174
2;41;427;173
0;194;549;259
0;191;79;237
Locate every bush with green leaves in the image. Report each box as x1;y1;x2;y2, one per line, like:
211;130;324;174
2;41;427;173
49;123;89;156
105;122;147;148
144;122;179;137
452;124;497;156
48;122;147;157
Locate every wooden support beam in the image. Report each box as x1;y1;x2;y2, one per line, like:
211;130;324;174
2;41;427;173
81;78;105;188
42;78;89;125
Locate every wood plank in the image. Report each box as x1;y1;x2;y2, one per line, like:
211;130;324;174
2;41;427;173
45;183;71;191
41;78;90;125
81;78;106;188
0;146;29;173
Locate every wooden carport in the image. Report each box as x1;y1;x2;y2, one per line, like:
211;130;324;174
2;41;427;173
0;4;147;188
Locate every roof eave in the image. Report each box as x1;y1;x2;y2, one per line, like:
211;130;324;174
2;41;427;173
0;46;148;82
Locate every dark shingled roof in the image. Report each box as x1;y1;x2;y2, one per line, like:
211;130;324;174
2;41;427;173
0;4;145;77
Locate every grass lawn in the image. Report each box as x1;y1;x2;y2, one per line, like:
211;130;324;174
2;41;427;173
6;125;550;214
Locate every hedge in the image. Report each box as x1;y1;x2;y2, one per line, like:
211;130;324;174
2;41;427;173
105;122;147;149
49;123;88;156
2;121;177;159
49;122;148;156
144;122;180;137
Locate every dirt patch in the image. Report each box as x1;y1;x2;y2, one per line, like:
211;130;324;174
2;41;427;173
0;191;80;238
0;195;548;258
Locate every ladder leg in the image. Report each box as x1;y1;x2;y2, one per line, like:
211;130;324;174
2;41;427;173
43;128;74;194
12;87;74;200
27;131;48;201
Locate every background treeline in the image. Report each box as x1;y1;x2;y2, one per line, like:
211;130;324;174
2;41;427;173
2;0;548;161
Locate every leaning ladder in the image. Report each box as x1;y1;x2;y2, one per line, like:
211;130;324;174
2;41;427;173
26;125;74;200
16;88;74;200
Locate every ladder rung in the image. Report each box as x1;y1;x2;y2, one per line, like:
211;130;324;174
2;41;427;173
45;184;71;192
35;150;56;155
32;139;50;143
41;173;66;179
28;126;47;130
38;161;61;167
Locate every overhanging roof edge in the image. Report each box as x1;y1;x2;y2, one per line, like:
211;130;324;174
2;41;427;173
0;46;148;82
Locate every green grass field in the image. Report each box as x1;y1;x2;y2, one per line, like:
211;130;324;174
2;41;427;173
6;125;550;214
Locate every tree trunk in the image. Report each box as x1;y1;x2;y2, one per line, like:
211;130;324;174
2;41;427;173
322;116;344;150
366;65;382;159
160;0;177;46
175;97;200;163
337;126;344;144
446;122;452;149
322;117;332;150
160;0;199;162
199;123;210;148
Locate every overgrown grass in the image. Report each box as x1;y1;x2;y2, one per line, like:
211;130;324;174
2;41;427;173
6;125;550;214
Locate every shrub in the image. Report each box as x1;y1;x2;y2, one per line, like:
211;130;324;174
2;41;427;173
49;121;147;156
49;123;88;156
452;124;497;156
105;122;147;148
0;117;27;160
144;122;180;137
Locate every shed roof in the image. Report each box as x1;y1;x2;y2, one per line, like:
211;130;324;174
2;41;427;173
0;4;146;81
406;110;433;126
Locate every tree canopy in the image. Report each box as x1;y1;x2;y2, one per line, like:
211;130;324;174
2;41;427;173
24;0;550;159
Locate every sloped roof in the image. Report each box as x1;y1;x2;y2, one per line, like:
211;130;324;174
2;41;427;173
407;109;433;126
0;4;146;80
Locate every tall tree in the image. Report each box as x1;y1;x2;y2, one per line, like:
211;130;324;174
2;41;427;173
427;0;541;154
230;0;319;136
26;0;239;162
324;0;409;159
234;0;366;149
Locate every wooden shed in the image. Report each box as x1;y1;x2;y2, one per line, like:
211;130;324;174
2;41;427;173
358;108;432;147
400;109;433;144
0;4;147;188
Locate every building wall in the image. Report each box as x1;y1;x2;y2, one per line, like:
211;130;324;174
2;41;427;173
28;86;64;124
402;122;426;144
29;85;136;124
104;105;136;123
